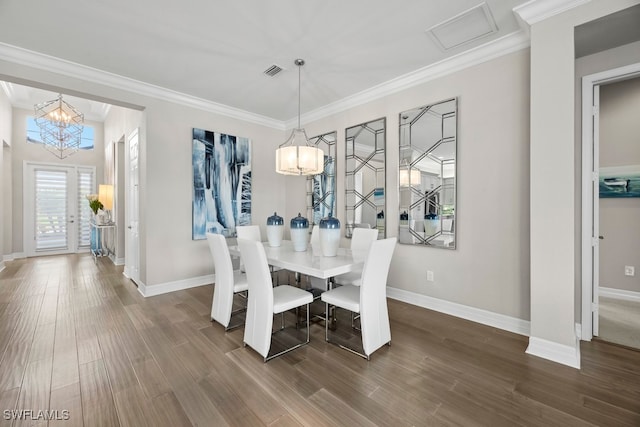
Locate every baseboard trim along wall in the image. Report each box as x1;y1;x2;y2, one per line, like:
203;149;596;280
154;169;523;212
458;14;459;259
526;336;581;369
136;274;215;298
3;252;26;262
386;286;531;336
600;287;640;303
0;261;4;273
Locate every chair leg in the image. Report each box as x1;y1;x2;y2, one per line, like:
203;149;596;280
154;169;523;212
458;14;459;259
264;303;311;362
325;302;330;343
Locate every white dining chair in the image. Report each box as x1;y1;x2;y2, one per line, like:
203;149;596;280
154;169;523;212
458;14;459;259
236;225;283;285
206;233;249;331
332;228;379;287
321;237;397;360
238;238;314;362
310;225;320;247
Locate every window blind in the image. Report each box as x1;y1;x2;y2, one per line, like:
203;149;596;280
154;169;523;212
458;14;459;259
34;169;68;251
77;169;94;248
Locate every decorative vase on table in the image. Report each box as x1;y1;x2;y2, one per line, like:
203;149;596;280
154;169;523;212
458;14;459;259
424;213;439;236
290;214;309;252
266;212;284;247
319;215;340;257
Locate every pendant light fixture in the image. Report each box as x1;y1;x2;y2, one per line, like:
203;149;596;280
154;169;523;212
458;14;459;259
34;93;84;159
275;59;324;176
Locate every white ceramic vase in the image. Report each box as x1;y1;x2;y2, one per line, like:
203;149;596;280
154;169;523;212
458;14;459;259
290;213;309;252
424;219;439;236
290;229;308;252
319;215;341;257
266;225;283;247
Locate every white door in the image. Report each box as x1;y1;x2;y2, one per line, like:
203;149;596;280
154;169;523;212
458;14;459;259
24;163;95;256
592;85;601;336
125;129;140;283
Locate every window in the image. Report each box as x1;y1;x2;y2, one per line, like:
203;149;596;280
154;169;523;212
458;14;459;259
26;116;95;150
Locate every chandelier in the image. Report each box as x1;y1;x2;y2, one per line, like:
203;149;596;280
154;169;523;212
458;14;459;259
34;94;84;159
275;59;324;176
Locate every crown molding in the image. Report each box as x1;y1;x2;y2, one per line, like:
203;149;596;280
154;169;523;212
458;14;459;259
0;42;285;130
293;30;530;128
1;28;530;133
514;0;591;31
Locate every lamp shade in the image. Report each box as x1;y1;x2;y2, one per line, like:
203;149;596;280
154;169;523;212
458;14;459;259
276;129;324;175
400;169;421;187
98;184;114;210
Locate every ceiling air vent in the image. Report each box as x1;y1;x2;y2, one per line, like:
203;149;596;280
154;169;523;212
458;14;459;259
263;64;284;77
426;2;498;51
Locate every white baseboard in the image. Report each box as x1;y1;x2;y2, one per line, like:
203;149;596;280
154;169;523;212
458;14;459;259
599;287;640;303
4;252;26;261
113;257;125;266
386;286;531;336
0;261;4;273
526;336;581;369
137;274;215;297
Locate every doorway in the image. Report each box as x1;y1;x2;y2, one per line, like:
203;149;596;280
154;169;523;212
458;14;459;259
24;162;96;256
596;77;640;349
581;63;640;348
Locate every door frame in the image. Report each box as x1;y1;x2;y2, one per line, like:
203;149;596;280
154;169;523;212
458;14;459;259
581;62;640;341
124;128;140;285
23;161;96;257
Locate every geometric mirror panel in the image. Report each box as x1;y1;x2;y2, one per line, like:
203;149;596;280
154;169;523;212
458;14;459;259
345;117;386;238
307;131;337;226
399;98;456;248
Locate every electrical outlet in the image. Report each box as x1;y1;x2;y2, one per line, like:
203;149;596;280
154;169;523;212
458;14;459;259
427;270;434;281
625;265;635;276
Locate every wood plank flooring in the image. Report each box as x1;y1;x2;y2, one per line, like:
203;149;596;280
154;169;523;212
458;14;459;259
0;254;639;426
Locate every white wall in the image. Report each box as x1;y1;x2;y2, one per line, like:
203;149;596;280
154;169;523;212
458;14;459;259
295;49;532;320
599;77;640;293
10;107;105;254
528;0;640;362
104;105;144;263
574;39;640;317
143;100;284;286
0;88;10;265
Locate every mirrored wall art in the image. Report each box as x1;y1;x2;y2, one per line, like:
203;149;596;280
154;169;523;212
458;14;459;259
399;98;456;248
345;118;386;238
306;131;337;225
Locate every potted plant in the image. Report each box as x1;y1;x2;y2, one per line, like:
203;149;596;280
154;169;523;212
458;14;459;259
85;194;105;223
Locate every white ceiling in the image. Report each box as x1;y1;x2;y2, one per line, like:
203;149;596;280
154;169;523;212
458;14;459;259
1;1;638;124
0;0;531;122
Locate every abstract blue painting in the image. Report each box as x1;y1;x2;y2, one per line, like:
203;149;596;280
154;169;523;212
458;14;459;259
599;165;640;198
192;128;251;239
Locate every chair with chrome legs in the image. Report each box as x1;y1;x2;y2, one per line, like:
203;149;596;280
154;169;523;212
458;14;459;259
333;228;379;287
238;238;314;362
206;233;249;331
321;237;397;360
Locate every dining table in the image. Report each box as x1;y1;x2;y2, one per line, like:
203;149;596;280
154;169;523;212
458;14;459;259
227;240;365;281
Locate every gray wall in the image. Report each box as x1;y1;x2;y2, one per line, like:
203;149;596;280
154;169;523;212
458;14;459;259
599;77;640;293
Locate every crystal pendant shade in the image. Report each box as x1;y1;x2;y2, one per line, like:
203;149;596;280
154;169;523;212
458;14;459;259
34;94;84;159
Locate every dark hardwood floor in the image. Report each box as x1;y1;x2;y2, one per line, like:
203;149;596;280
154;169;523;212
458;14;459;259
0;254;639;426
